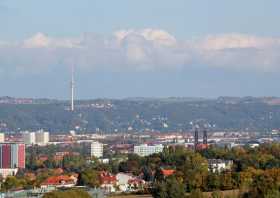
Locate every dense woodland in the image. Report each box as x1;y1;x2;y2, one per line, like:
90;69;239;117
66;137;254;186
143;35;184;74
1;143;280;197
0;97;280;132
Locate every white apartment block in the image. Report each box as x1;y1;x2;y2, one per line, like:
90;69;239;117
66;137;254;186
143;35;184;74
134;144;164;157
23;132;36;145
22;130;49;145
91;141;103;158
35;130;49;145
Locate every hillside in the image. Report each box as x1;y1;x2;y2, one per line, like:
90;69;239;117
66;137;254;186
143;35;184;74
0;97;280;133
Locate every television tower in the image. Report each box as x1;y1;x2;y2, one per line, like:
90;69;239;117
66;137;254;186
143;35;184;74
70;65;75;111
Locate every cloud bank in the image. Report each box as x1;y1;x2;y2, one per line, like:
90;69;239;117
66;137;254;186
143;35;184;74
1;29;280;74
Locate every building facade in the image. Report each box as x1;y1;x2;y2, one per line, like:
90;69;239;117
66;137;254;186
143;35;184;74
23;132;36;145
134;144;164;157
0;133;4;142
208;159;233;173
35;131;49;145
0;143;25;169
23;130;49;145
91;141;103;158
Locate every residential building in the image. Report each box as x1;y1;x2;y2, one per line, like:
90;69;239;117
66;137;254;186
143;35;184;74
133;144;164;157
100;171;117;193
208;159;233;173
91;141;103;158
35;130;49;145
0;133;4;142
116;173;145;192
23;132;36;145
0;143;25;178
40;175;77;188
22;130;49;145
127;178;145;191
0;143;25;169
116;173;134;192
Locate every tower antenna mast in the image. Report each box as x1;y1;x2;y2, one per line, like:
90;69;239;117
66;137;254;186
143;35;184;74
71;65;75;111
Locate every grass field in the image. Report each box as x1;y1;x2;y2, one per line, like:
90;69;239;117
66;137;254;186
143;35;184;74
108;194;152;198
108;189;241;198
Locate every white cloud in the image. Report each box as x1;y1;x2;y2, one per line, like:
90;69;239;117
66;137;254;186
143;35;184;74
1;29;280;74
196;33;280;50
23;32;81;48
114;29;177;47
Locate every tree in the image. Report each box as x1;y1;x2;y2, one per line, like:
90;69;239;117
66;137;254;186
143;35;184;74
77;169;100;188
182;153;208;191
1;176;26;191
152;181;168;198
152;176;185;198
207;173;220;191
247;168;280;198
188;189;204;198
264;189;280;198
220;172;234;190
211;191;222;198
166;176;186;198
142;166;154;181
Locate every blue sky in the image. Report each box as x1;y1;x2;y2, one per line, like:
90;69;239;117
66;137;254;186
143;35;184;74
0;0;280;99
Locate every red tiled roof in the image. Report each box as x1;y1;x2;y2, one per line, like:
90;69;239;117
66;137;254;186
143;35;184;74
128;178;145;185
41;175;75;186
196;144;208;150
161;169;175;177
100;171;117;184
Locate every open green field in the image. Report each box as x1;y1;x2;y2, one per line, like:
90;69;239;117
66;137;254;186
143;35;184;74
108;195;152;198
108;190;240;198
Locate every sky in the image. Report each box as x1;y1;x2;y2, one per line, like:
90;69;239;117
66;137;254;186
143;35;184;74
0;0;280;99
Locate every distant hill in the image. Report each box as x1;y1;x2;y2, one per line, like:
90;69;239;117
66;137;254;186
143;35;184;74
0;97;280;133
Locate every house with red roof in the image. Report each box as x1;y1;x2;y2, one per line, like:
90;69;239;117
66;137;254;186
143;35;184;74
161;169;175;177
99;171;117;193
40;175;77;188
128;178;145;191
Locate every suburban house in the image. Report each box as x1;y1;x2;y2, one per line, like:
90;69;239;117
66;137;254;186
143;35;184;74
208;159;233;173
40;175;77;188
99;171;117;193
116;172;145;192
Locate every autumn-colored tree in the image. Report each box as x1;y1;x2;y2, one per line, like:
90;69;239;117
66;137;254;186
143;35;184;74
77;169;100;187
247;168;280;198
152;176;185;198
182;153;208;191
220;172;234;190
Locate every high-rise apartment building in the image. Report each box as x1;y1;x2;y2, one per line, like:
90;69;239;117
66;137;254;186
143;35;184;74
35;130;49;145
91;141;103;158
0;143;25;169
23;132;36;145
23;130;49;145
